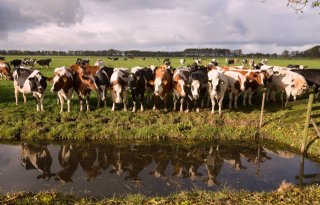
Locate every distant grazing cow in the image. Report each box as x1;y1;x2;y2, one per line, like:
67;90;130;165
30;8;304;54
0;61;12;80
141;57;146;61
10;59;22;67
69;65;99;111
186;66;208;112
207;70;228;114
291;69;320;98
242;59;248;66
249;59;255;68
173;67;190;112
20;143;54;180
180;58;185;65
110;68;130;111
224;70;247;109
150;65;172;111
112;57;119;61
194;58;202;65
225;58;239;66
76;58;90;66
22;58;36;68
51;66;74;113
266;69;308;107
13;67;47;111
163;58;170;66
0;56;5;60
261;59;268;65
210;59;219;66
36;59;52;68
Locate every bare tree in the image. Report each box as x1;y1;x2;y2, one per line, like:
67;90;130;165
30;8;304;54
286;0;320;13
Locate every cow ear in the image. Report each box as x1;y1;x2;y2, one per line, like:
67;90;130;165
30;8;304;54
148;80;154;85
163;80;168;85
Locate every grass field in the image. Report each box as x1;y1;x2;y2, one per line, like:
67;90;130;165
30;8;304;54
0;56;320;157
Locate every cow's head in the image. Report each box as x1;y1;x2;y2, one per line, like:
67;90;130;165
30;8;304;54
152;67;169;96
237;73;247;92
189;78;201;99
51;72;73;93
208;71;225;97
29;73;47;93
112;78;127;103
173;70;188;97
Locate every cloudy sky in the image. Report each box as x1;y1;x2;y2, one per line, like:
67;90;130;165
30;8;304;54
0;0;319;54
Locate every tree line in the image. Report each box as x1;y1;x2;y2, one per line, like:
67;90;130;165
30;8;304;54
0;46;319;58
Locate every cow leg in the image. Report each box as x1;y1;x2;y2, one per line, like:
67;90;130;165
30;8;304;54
271;91;276;103
96;90;101;108
218;95;224;115
86;95;90;111
59;94;64;113
185;98;190;113
79;96;83;112
234;93;238;109
173;93;178;111
112;102;116;111
153;95;158;110
195;99;200;113
14;87;19;105
284;88;291;108
140;93;145;112
179;97;184;112
123;90;128;111
243;92;247;106
23;93;27;103
164;96;168;112
132;93;137;113
228;92;233;109
211;96;216;114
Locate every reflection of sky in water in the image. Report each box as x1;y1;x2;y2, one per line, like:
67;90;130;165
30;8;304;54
0;143;319;197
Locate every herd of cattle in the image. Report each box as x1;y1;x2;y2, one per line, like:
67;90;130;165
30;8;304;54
0;57;319;113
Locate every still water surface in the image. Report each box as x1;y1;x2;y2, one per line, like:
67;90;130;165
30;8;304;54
0;142;319;197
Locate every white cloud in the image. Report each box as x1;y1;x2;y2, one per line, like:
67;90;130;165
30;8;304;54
0;0;319;54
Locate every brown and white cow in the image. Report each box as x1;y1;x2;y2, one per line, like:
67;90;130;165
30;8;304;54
0;61;12;80
69;64;99;111
110;68;130;111
150;65;172;111
224;70;247;109
51;66;74;113
172;67;190;112
266;69;308;107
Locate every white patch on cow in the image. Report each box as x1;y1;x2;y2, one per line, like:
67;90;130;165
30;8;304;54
154;77;163;96
94;59;105;68
178;79;186;96
113;84;122;103
131;66;144;74
191;80;200;98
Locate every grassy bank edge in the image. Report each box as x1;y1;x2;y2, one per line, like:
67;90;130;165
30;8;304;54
1;185;319;205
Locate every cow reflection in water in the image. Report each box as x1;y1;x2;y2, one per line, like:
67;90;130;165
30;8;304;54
55;145;80;183
20;143;54;180
204;146;224;187
149;145;171;178
79;145;101;181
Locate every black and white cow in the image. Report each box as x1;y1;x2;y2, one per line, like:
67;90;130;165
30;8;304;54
36;59;52;68
22;58;36;68
13;67;47;111
10;59;22;67
186;67;208;112
94;66;114;107
128;67;148;112
76;58;90;66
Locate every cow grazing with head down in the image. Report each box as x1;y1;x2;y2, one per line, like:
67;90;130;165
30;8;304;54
51;66;74;113
69;65;99;111
266;69;308;107
10;59;22;67
36;59;52;68
208;70;229;115
180;58;186;65
173;67;190;112
150;65;172;111
22;58;36;68
225;58;239;66
95;66;114;107
110;68;130;111
186;66;208;112
0;61;12;80
13;67;47;111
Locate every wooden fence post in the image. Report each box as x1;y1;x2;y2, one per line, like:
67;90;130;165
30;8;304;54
300;93;314;154
259;89;266;129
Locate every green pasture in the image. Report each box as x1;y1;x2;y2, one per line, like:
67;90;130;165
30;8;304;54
0;56;319;157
